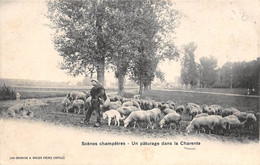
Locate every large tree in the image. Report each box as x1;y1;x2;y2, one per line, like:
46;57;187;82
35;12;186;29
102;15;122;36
47;0;125;85
199;56;218;87
126;0;180;96
47;0;180;93
180;42;199;87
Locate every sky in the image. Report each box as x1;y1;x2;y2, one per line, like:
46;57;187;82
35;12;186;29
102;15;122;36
0;0;259;83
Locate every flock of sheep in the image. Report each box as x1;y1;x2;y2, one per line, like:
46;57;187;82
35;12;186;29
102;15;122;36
62;91;259;136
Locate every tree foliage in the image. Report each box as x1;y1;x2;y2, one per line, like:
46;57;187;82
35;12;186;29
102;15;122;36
47;0;180;92
199;55;218;87
216;60;260;93
180;42;199;87
125;0;180;95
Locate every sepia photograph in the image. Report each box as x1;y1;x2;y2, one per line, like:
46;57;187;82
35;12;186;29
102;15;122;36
0;0;260;164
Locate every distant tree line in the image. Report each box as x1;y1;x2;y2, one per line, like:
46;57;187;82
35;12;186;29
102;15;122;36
180;42;259;94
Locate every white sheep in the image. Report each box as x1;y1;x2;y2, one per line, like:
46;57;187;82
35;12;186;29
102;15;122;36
75;91;88;102
69;99;85;114
133;95;140;99
102;110;125;126
146;108;162;128
208;105;222;115
124;111;152;129
117;106;140;117
61;97;72;113
186;115;225;134
160;113;181;130
7;104;24;117
242;113;257;130
166;101;175;109
233;112;247;122
122;100;141;110
162;108;176;115
189;107;201;119
221;107;240;117
224;115;242;134
202;104;209;113
186;103;201;114
108;101;122;110
66;90;78;101
175;105;185;115
194;113;209;119
144;101;154;110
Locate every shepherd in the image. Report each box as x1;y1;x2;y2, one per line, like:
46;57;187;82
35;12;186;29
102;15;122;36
84;79;107;127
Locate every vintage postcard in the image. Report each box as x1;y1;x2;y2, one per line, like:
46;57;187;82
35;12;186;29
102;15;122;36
0;0;260;164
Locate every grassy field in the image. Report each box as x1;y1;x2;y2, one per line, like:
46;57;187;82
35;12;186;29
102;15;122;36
11;86;122;100
143;90;259;112
0;88;259;143
159;87;259;95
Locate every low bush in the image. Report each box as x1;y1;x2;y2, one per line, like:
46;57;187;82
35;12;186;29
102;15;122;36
0;84;16;100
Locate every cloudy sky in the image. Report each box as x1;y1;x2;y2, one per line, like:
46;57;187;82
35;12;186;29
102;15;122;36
0;0;259;83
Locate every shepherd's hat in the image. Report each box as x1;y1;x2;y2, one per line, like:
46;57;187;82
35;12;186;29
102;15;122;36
91;79;98;83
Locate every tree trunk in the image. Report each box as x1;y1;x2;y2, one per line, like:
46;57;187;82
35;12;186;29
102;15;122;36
117;73;125;96
139;81;144;98
144;84;149;91
96;9;106;86
97;58;105;86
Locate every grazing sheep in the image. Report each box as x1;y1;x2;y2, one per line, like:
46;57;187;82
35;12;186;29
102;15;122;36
109;95;122;102
146;108;162;123
160;113;181;130
175;105;185;115
108;101;122;110
102;110;125;126
230;107;240;114
69;99;85;114
117;106;140;117
189;108;201;119
162;108;176;115
122;101;141;110
186;116;225;134
208;107;216;115
145;101;154;110
224;115;242;134
75;91;88;102
7;107;16;117
166;101;175;109
209;105;222;115
221;107;240;117
202;104;209;113
160;103;175;113
242;113;257;130
221;108;233;117
233;112;247;122
186;103;201;114
66;91;78;101
152;102;159;108
7;104;25;117
124;111;152;129
122;97;130;103
157;102;163;109
61;97;72;113
27;109;34;118
194;113;209;119
133;95;140;99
